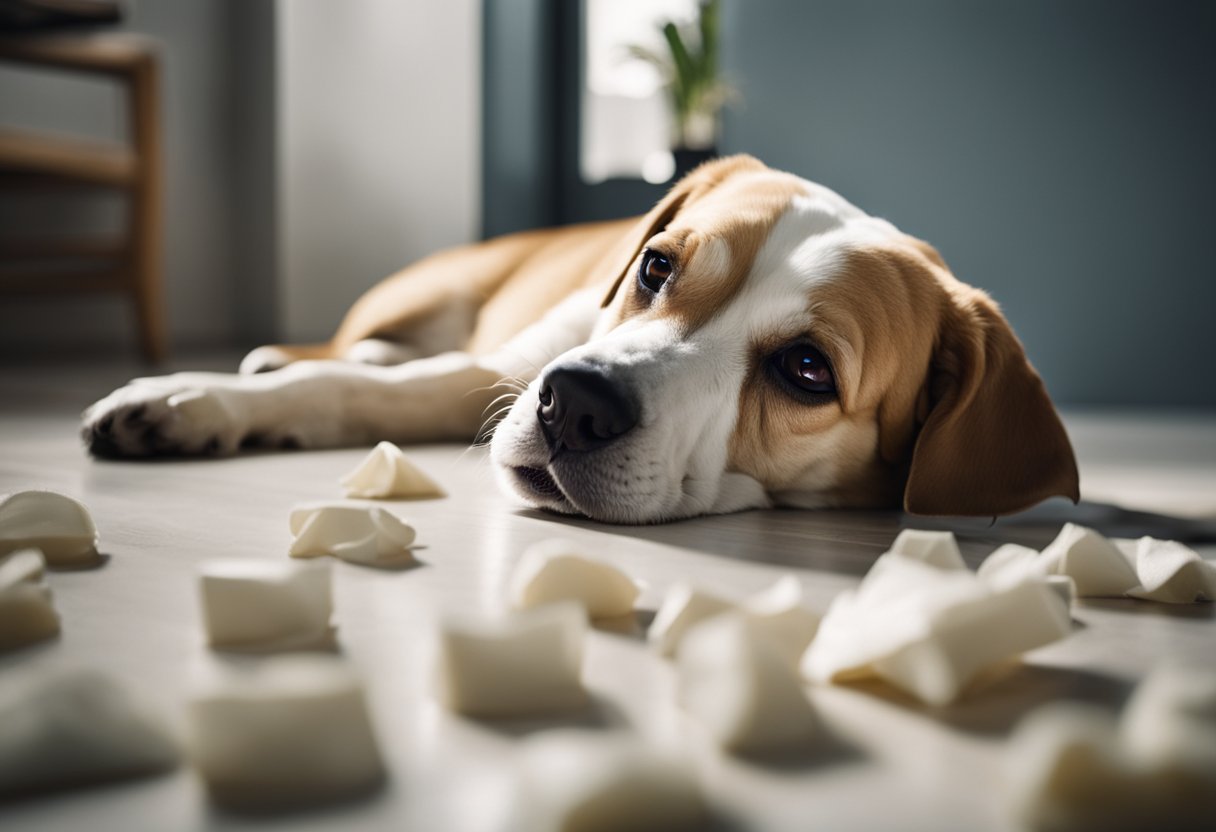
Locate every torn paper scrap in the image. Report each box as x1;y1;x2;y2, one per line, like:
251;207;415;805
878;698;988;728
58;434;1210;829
889;529;966;570
200;559;336;652
802;553;1070;706
289;503;416;568
507;539;640;618
1007;666;1216;832
514;731;707;832
1123;537;1215;604
187;656;385;809
0;490;101;567
976;544;1075;606
340;441;446;500
0;549;59;651
679;612;819;756
648;584;735;658
1038;523;1139;598
738;575;820;667
437;601;587;718
0;668;179;798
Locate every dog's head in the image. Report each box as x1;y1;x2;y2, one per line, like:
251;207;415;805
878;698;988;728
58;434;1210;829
491;156;1078;523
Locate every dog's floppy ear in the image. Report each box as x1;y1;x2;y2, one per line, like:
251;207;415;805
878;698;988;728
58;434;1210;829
599;155;767;308
903;289;1080;516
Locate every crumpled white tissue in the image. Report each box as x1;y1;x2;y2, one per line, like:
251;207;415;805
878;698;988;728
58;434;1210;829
977;525;1214;604
0;668;179;797
437;601;587;718
802;552;1071;705
513;731;706;832
737;575;821;667
648;584;736;658
339;441;446;499
1122;537;1215;604
888;528;967;570
289;503;416;568
1007;665;1216;831
507;539;640;618
649;576;820;663
187;655;385;809
199;559;336;652
0;490;101;567
678;612;820;755
0;549;59;651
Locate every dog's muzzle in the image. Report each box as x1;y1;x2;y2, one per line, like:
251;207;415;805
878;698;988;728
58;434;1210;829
536;365;639;456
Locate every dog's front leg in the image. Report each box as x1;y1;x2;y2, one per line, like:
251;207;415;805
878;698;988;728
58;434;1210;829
82;353;515;457
83;289;603;458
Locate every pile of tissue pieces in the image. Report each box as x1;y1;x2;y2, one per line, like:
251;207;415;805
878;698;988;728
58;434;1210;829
2;470;1214;829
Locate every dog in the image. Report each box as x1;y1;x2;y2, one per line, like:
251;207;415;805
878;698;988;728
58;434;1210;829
82;155;1079;524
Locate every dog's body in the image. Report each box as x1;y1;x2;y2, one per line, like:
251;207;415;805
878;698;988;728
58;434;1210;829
83;156;1079;523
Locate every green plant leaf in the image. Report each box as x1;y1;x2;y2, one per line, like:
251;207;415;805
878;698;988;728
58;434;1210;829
663;20;696;117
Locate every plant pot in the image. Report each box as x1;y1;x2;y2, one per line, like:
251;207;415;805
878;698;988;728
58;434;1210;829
671;147;718;181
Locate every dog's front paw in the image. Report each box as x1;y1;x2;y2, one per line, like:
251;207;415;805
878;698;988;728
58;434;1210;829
82;382;247;458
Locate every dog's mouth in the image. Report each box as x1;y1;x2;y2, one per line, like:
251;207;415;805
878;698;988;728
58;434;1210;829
509;465;565;502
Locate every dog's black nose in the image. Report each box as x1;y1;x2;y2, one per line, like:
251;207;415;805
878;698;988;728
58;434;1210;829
537;366;639;453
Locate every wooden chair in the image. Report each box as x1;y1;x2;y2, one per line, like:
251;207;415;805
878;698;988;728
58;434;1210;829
0;33;165;362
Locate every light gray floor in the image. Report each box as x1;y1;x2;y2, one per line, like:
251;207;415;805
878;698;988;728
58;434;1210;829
1;353;1214;831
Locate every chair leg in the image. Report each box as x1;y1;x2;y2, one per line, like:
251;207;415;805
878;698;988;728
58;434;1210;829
130;176;166;363
129;53;166;364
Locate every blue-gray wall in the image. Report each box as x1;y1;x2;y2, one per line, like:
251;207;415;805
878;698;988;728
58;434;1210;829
719;0;1216;407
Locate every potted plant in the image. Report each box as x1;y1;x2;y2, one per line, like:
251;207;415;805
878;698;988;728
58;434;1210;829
628;0;734;179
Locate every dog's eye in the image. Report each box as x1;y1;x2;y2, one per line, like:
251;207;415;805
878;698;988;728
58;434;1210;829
638;250;673;294
774;344;836;396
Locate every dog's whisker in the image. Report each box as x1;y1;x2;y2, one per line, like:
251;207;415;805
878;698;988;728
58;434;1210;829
473;404;515;445
481;391;520;414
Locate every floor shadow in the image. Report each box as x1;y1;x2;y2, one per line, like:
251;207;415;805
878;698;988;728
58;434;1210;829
592;608;656;639
46;552;111;572
204;774;388;819
987;499;1216;543
1078;596;1215;619
516;497;1215;575
0;766;180;809
0;632;62;667
730;721;865;774
465;691;632;739
514;507;902;576
837;662;1133;738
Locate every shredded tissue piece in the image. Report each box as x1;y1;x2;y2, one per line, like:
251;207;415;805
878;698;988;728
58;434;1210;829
0;490;101;567
649;576;820;662
801;551;1071;706
187;656;385;809
340;441;446;499
514;731;707;832
1007;665;1216;831
648;584;737;658
678;612;820;756
199;559;336;652
0;549;59;651
437;601;588;718
888;529;967;570
507;539;640;618
977;524;1214;604
0;668;179;798
289;503;417;568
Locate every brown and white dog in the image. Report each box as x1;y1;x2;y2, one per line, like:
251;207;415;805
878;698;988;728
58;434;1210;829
82;156;1079;523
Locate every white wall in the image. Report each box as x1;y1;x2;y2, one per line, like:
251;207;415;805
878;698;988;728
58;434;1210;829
277;0;481;342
